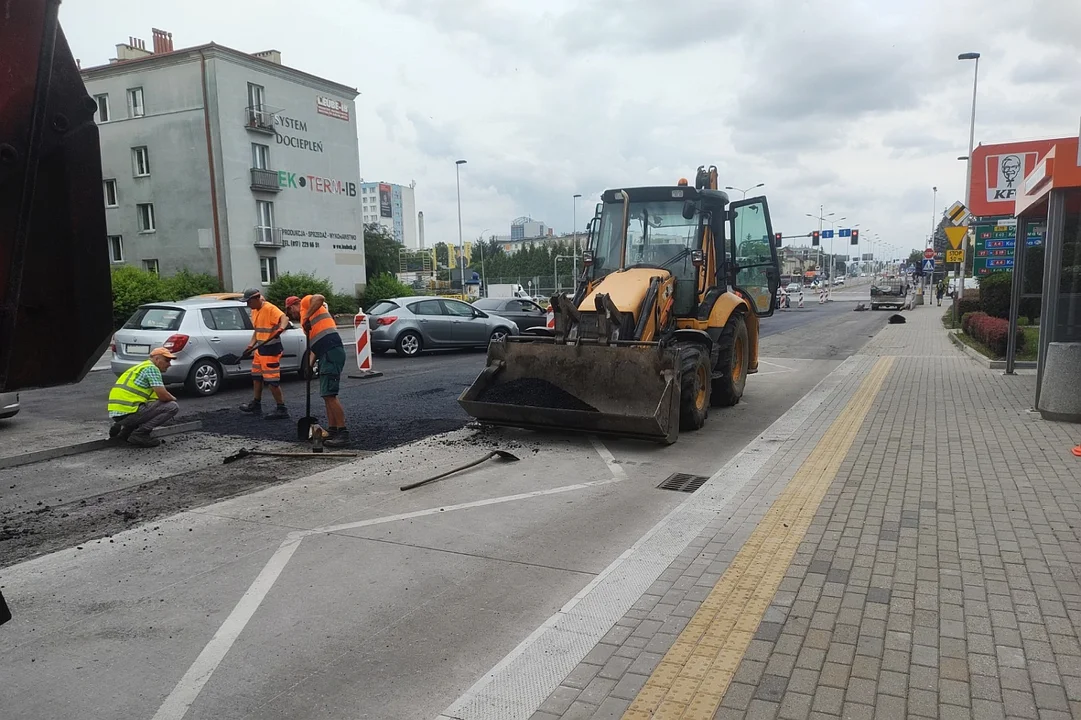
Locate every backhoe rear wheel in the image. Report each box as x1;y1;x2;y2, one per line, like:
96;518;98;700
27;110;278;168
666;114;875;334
678;344;710;431
711;313;749;407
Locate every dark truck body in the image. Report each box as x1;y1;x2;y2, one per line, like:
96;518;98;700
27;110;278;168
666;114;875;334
870;279;906;310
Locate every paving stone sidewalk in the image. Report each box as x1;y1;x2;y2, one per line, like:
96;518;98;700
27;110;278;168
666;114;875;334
533;306;1081;720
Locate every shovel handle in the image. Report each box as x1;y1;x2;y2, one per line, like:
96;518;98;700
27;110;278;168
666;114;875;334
399;451;499;491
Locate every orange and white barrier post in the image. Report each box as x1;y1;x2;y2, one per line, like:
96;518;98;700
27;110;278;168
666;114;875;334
347;310;383;380
546;306;555;330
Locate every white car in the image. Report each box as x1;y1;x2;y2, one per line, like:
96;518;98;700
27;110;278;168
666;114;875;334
833;277;845;286
785;282;802;294
0;391;19;419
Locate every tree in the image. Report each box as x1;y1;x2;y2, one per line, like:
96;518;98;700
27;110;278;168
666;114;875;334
363;223;401;281
433;242;450;268
907;249;924;267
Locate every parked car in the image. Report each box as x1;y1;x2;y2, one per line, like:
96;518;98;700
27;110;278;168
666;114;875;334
785;282;802;294
110;298;310;396
367;296;520;357
472;297;549;331
0;391;19;419
832;277;845;286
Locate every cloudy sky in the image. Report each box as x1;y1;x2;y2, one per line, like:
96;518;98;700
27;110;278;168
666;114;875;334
62;0;1081;260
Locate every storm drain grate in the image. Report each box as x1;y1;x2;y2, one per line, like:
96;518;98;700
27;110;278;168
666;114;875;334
657;472;710;493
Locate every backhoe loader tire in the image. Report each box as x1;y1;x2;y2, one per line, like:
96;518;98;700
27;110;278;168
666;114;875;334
711;313;749;407
678;344;710;431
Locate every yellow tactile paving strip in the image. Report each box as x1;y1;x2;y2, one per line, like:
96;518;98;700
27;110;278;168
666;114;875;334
622;357;895;720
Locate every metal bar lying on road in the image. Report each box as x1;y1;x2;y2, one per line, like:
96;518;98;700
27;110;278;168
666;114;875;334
221;447;359;464
0;420;203;471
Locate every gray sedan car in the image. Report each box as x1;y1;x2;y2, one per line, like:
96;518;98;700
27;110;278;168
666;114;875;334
472;297;549;331
0;391;19;419
368;296;519;357
111;298;309;396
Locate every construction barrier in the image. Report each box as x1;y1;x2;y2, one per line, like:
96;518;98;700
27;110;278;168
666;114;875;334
347;310;383;380
546;307;555;330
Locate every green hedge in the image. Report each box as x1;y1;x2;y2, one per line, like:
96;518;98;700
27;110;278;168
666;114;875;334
979;271;1012;319
358;272;413;309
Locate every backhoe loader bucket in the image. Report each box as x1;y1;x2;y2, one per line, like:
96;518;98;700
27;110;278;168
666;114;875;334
458;339;681;444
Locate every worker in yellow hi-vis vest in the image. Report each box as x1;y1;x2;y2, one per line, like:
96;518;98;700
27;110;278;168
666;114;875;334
107;347;179;447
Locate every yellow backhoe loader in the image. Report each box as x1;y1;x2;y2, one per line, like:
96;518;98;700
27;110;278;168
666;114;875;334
459;166;781;444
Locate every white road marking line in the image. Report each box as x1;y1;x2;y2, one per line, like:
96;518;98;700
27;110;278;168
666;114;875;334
150;532;306;720
150;476;621;720
435;355;871;720
757;359;796;372
589;436;627;480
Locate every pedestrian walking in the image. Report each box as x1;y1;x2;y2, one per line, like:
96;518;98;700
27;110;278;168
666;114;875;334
936;281;945;307
285;294;350;447
107;347;179;447
239;288;290;419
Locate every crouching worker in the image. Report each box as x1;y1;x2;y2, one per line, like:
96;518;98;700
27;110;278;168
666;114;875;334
107;348;179;447
285;294;350;447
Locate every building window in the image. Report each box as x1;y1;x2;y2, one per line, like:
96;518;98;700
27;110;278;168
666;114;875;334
251;143;270;170
103;179;118;207
132;146;150;177
255;200;275;244
143;259;159;274
94;94;110;122
127;87;145;118
260;256;278;284
247;82;266;110
107;235;124;263
137;203;155;233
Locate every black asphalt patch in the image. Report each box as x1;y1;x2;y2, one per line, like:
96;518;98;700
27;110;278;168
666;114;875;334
478;378;598;412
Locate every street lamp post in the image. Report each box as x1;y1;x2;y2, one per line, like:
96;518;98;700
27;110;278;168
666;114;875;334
957;51;980;313
572;193;582;284
805;207;835;279
455;159;467;291
478;227;490;296
725;183;764;200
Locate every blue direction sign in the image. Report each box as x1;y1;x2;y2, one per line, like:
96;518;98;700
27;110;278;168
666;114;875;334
921;258;935;273
838;228;852;237
821;229;834;239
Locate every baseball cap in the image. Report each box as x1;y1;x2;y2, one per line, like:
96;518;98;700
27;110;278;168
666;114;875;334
241;288;262;302
150;347;177;359
285;296;301;307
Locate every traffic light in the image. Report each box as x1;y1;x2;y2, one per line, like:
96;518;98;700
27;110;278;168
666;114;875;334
851;229;859;246
774;232;782;247
811;230;820;246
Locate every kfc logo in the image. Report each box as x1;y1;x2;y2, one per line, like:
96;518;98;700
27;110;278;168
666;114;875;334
986;152;1039;203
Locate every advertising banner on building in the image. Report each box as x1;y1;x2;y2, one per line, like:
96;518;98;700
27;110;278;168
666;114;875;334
379;183;392;218
970;139;1061;217
316;96;349;121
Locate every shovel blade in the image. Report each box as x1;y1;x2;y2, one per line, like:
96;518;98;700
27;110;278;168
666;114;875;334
296;416;317;441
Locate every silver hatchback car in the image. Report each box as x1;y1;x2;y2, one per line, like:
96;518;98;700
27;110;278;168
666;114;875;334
111;298;309;396
368;296;519;357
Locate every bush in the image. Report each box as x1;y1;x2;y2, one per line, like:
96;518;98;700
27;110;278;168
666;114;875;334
962;311;1024;357
979;271;1012;319
162;269;221;300
956;297;980;317
265;272;336;310
111;266;167;328
359;272;413;309
327;292;358;315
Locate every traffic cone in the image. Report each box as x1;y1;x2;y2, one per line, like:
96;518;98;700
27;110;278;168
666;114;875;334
1073;443;1081;457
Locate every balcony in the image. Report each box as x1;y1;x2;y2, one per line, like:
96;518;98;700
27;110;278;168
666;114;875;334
244;106;277;134
254;225;283;247
250;167;280;192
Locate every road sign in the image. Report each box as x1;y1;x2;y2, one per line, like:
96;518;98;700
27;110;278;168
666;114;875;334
821;229;834;239
946;201;970;226
972;217;1046;276
945;249;964;263
923;248;935;259
944;226;968;250
922;258;935;273
838;228;851;237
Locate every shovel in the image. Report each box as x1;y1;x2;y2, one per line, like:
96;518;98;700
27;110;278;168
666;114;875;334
399;450;520;491
296;335;318;440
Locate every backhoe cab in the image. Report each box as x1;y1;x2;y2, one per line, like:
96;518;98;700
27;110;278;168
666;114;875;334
460;165;780;444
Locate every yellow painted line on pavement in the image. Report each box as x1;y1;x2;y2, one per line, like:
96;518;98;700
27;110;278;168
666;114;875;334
622;357;895;720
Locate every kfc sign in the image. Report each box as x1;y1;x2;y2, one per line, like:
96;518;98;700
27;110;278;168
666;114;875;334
969;139;1060;217
316;96;349;121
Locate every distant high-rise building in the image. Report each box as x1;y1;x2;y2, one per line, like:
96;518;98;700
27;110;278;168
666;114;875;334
511;216;546;240
360;181;418;248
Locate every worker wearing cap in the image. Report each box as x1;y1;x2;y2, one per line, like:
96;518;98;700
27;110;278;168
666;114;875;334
107;347;180;447
285;294;350;446
240;288;290;419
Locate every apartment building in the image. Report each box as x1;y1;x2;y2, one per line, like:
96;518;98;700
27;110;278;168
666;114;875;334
83;30;365;294
359;181;418;248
